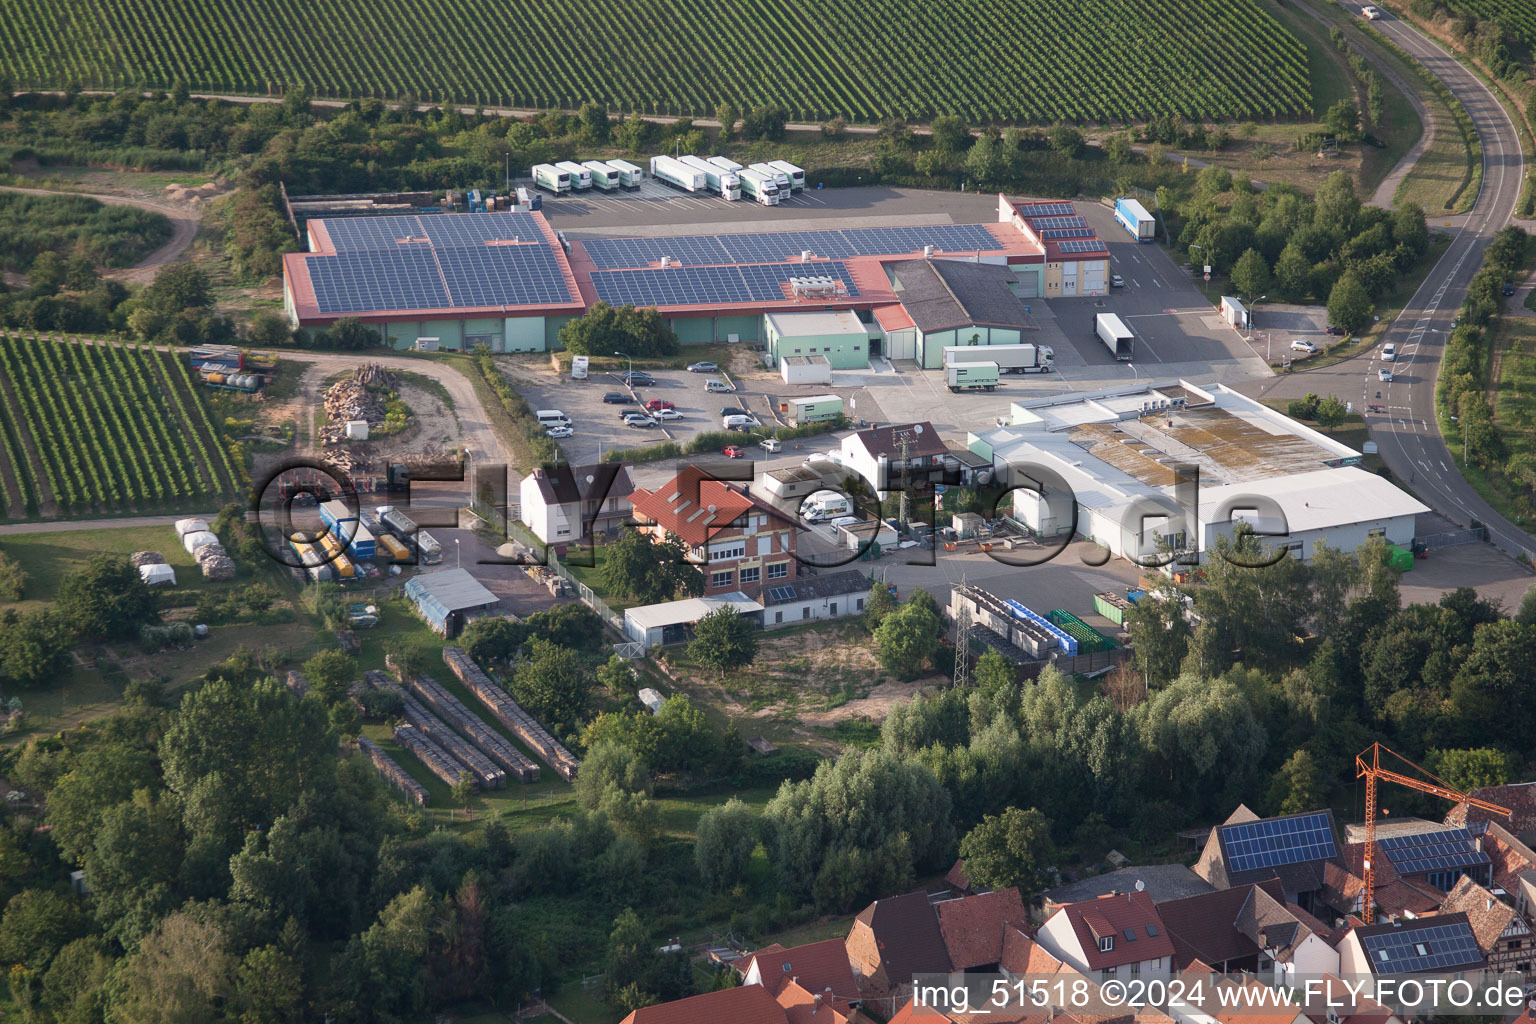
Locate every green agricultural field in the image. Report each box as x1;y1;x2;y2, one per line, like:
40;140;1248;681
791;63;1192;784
0;0;1313;123
1438;0;1536;46
0;334;241;518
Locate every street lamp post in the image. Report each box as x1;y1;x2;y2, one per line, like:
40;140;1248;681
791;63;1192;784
1128;362;1139;381
454;537;461;568
612;350;632;381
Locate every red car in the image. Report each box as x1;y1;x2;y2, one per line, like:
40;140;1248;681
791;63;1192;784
644;399;676;412
723;445;745;459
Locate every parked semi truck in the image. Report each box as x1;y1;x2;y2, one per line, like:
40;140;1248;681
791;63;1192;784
707;156;744;173
947;362;1000;392
1114;197;1156;242
582;160;618;190
531;164;570;192
606;159;643;189
767;159;805;191
738;168;780;206
650;155;706;192
942;343;1054;374
749;162;791;192
678;155;740;200
554;161;592;190
1095;313;1135;360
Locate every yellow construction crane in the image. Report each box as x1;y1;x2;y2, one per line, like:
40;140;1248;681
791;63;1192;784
1355;742;1511;923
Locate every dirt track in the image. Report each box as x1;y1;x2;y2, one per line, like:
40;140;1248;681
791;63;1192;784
0;184;201;284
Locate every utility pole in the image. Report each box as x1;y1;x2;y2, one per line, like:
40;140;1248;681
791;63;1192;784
895;434;912;532
952;572;971;690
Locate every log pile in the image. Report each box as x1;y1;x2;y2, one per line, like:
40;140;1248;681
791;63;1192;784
365;670;506;789
130;551;165;567
319;364;401;445
441;646;580;781
357;736;429;806
405;671;540;782
391;723;467;789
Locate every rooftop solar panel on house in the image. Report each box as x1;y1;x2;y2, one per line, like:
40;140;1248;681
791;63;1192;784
1359;921;1483;974
1220;812;1337;874
1031;216;1089;231
767;586;797;602
323;215;435;252
1041;228;1094;239
1058;240;1109;254
1377;829;1491;876
421;212;544;247
1017;202;1076;217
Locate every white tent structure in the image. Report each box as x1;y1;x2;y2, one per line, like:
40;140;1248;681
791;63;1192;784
139;563;176;586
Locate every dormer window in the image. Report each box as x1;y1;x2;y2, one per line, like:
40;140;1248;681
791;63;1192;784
1098;936;1114;953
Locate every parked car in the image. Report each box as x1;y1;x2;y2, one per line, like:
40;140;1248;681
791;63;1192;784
1290;339;1319;354
1325;325;1347;336
722;445;745;458
619;371;654;386
687;361;719;373
1110;274;1124;288
623;412;657;427
545;426;574;438
1504;281;1517;296
1361;4;1380;17
655;408;683;421
760;438;783;452
602;392;633;404
1378;367;1393;382
1382;343;1395;361
644;399;676;412
705;379;735;393
720;406;751;417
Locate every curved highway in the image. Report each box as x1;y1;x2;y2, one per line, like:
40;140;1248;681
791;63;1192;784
1249;4;1532;557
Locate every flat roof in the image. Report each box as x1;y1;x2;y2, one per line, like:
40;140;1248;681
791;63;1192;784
766;309;868;336
625;592;763;630
890;258;1036;334
1200;467;1429;532
402;567;500;612
790;394;842;405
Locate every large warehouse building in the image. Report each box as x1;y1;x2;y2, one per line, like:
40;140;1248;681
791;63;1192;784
968;381;1429;564
280;193;1111;358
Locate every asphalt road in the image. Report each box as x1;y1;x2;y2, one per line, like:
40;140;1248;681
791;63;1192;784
1242;4;1533;558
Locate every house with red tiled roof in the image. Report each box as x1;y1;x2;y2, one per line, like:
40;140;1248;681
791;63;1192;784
1294;975;1403;1024
845;889;1028;1008
1157;879;1339;982
617;983;790;1024
1035;890;1175;981
628;464;800;599
1167;976;1309;1024
1436;875;1533;975
1322;844;1443;922
740;938;862;1015
1446;782;1536;842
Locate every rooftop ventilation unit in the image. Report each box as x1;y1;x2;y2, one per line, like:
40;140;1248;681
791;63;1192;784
801;250;813;262
659;256;672;268
924;244;935;257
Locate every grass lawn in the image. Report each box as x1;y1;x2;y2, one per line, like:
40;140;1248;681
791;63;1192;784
557;545;646;611
0;524;241;611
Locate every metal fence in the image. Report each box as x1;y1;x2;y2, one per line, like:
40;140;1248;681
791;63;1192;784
1417;527;1487;549
547;557;626;635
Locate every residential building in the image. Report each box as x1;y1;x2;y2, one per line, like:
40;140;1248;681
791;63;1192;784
759;570;870;627
739;937;862;1016
840;421;950;498
629;465;800;599
1446;782;1536;843
1323;844;1443;923
616;981;846;1024
1194;806;1343;912
845;888;1027;1007
1337;913;1486;979
1438;875;1533;975
518;462;635;545
1156;879;1339;981
1341;819;1494;895
1035;890;1175;981
1043;865;1216;911
1168;976;1310;1024
1294;976;1403;1024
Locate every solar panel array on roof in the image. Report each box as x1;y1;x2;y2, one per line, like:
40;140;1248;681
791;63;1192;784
1017;202;1075;217
1030;216;1089;231
1040;228;1094;240
1221;812;1337;874
305;212;574;313
590;262;859;307
1360;921;1483;974
1058;240;1109;254
582;224;1002;270
767;586;797;601
1377;828;1491;876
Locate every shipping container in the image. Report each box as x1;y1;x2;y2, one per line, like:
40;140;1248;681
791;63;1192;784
787;394;844;424
554;160;592;190
1094;313;1135;360
606;159;643;189
582;160;619;190
532;163;570;192
947;362;1000;392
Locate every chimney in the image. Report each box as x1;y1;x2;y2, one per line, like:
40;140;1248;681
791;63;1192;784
813;992;822;1014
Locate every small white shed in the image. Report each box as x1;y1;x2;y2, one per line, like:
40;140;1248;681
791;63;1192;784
139;563;177;587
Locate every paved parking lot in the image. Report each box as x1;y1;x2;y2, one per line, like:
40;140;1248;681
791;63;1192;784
1241;303;1337;366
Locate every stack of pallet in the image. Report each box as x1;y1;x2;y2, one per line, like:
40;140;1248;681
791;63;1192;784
364;671;506;789
392;723;465;789
405;671;540;782
356;736;428;806
441;647;581;781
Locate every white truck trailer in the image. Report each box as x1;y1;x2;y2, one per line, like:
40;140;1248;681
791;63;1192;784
582;160;619;190
606;159;643;189
679;155;740;200
943;343;1054;374
947;362;1000;392
767;159;805;191
650;155;707;192
554;160;592;190
738;168;780;206
1094;313;1135;360
707;156;744;173
531;164;570;192
749;162;791;192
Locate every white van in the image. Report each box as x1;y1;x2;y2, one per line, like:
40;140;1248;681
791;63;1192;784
803;490;851;521
535;410;570;426
705;379;735;393
570;355;589;380
722;414;758;430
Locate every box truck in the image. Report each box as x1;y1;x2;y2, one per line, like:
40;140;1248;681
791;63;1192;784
582;160;619;190
942;343;1054;374
738;168;780;206
679;155;740;200
650;155;707;192
767;159;805;191
1114;197;1156;242
947;362;1000;392
749;162;791;192
606;159;643;189
1095;313;1135;360
532;164;570;192
555;161;592;190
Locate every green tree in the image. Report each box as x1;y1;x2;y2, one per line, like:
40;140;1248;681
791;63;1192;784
965;135;1002;185
451;770;475;818
300;649;354;703
559;302;679;359
246;311;292;348
1048;121;1084;157
1229;248;1270;301
1327;273;1372;333
1274;242;1314;300
0;610;74;688
0;889;88;972
1315;394;1348;428
56;554;157;640
930;115;970;153
1324;99;1360;138
577;100;610;144
1451;620;1536;746
142;262;211;314
694;796;758;892
342;886;437;1019
714;102;739;140
957;807;1053;898
511;638;591;727
0;551;27;601
1105;132;1133;163
1516;584;1536;625
686;606;758;676
864;583;897;632
1123;592;1191;687
874;601;941;680
1267;748;1325;814
328;317;379;350
234;945;302;1024
1427;747;1518;791
458;616;527;665
600;527;700;603
42;936;111;1024
615;112;656;154
109;910;237;1024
